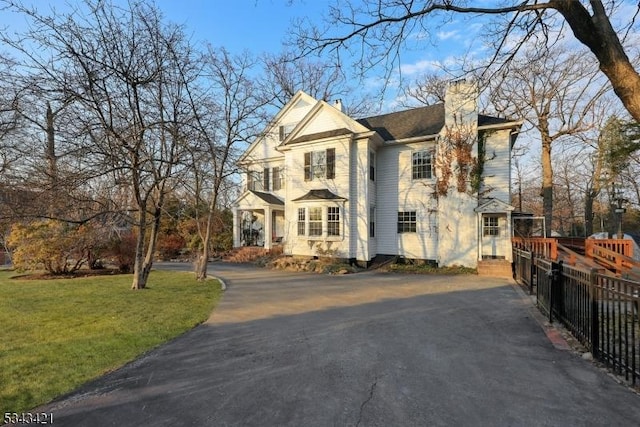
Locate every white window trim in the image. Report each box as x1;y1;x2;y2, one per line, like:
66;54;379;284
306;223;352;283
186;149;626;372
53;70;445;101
411;149;435;181
296;204;344;241
483;216;501;236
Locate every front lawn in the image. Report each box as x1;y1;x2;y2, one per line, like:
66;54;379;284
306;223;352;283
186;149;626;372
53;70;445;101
0;269;222;414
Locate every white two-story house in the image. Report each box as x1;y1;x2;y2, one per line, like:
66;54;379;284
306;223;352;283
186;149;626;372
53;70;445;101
232;80;521;268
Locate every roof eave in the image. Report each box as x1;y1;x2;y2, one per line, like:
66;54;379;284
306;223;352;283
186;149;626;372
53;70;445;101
477;119;523;132
383;133;440;145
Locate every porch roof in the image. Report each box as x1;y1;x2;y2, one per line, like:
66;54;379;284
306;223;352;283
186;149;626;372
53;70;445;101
251;190;284;205
234;190;284;209
292;189;347;202
474;198;515;213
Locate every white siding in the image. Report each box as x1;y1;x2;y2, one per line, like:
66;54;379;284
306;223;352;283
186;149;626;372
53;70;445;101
349;137;371;262
298;106;361;138
368;143;378;258
436;126;479;267
376;141;439;259
241;100;314;164
284;137;352;258
481;129;511;204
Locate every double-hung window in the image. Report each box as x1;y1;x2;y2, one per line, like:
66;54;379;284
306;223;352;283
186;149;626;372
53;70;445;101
369;151;375;181
397;211;417;233
297;206;342;238
247;170;263;191
304;148;336;180
279;123;296;141
297;208;306;236
370;206;375;237
308;207;323;236
412;150;433;180
272;167;282;190
263;168;270;191
327;207;340;236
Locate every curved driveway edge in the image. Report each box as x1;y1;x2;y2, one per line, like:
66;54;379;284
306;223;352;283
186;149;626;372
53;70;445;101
32;263;640;426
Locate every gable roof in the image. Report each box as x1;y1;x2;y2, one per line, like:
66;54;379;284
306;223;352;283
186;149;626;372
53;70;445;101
357;104;519;142
474;197;515;213
238;91;317;164
280;99;371;147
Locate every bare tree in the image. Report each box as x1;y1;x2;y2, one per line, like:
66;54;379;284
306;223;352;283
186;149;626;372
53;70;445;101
293;1;640;122
0;53;20;176
261;52;374;116
400;73;449;108
187;47;267;281
4;0;196;288
488;46;609;236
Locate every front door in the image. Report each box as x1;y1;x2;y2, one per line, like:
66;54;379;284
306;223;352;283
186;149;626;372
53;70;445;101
481;214;506;259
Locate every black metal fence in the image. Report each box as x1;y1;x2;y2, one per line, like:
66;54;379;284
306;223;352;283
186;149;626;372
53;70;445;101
513;248;533;294
513;249;640;387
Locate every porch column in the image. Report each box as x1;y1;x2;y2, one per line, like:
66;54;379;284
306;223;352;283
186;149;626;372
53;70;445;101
232;208;241;248
264;206;273;250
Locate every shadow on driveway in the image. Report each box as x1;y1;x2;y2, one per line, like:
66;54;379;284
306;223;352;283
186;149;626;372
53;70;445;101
37;264;640;426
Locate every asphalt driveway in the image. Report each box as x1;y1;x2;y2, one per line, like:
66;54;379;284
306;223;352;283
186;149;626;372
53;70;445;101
34;263;640;426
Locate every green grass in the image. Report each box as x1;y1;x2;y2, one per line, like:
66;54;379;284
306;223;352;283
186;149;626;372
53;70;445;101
0;269;223;414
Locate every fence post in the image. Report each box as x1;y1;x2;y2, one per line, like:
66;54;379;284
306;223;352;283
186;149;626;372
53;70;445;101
556;260;564;320
548;260;563;323
548;262;555;324
529;252;535;295
590;268;599;359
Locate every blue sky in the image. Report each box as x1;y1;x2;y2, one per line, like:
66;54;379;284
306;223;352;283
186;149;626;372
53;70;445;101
0;0;480;99
0;1;340;55
154;0;329;53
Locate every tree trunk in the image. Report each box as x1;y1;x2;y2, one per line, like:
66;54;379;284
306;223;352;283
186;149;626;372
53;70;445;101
555;0;640;122
132;199;165;289
540;135;553;238
131;212;148;290
45;102;57;187
584;189;596;237
195;246;209;281
195;204;215;281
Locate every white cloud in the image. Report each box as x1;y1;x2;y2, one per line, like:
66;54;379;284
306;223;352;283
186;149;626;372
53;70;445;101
399;59;442;75
436;30;459;41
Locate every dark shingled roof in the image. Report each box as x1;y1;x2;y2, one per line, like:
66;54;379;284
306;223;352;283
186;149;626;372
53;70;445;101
292;189;348;202
250;190;284;205
478;114;514;127
358;104;444;141
288;128;353;145
357;104;517;141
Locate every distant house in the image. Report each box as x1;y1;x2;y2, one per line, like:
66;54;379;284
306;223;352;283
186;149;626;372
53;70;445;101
232;80;521;268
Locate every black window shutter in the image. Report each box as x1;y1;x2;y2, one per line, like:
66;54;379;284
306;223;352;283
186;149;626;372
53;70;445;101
279;125;285;141
326;148;335;179
304;152;311;181
263;168;270;191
